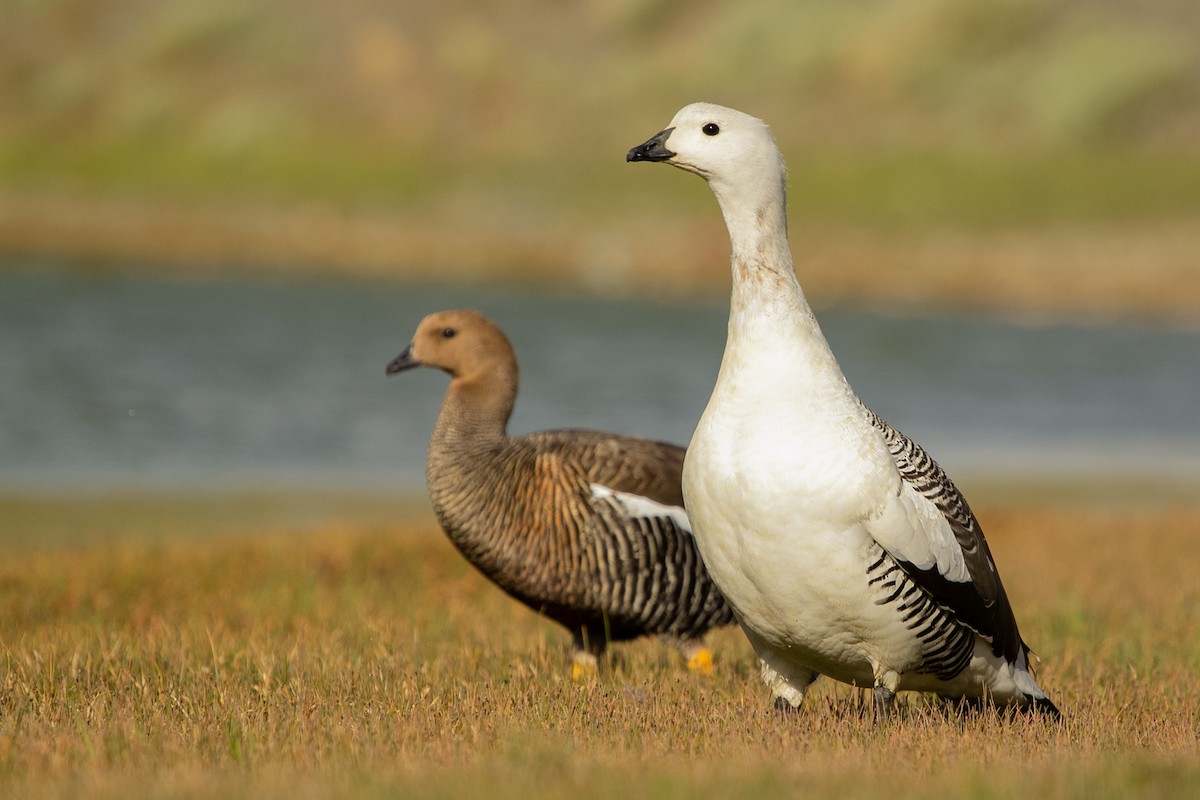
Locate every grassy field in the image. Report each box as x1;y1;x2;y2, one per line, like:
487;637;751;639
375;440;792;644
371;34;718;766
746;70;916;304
2;494;1199;799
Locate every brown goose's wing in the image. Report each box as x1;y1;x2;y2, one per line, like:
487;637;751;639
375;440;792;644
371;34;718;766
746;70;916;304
523;430;732;636
521;429;685;504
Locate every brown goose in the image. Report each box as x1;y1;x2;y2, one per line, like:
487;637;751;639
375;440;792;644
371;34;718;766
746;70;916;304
387;309;735;676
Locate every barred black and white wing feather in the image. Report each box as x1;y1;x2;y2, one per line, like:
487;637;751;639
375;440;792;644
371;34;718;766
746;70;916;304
587;482;730;636
864;408;1024;666
426;427;736;656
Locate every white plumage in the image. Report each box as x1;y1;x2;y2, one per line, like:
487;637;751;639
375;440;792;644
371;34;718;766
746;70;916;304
628;103;1058;717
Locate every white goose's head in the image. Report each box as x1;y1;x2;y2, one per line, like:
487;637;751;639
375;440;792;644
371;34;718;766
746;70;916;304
627;103;785;196
628;102;791;266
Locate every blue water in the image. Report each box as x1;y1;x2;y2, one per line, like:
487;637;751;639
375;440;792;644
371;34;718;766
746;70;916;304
2;265;1198;493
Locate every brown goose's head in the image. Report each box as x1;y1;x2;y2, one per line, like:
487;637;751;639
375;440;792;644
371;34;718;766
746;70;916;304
387;309;517;387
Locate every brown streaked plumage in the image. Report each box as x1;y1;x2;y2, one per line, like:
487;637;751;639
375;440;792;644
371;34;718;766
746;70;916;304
387;309;734;673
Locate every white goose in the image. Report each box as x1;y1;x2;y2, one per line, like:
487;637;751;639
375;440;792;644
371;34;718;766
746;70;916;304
627;103;1059;717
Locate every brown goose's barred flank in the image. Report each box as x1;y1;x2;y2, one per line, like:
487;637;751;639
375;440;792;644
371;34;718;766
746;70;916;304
387;309;734;675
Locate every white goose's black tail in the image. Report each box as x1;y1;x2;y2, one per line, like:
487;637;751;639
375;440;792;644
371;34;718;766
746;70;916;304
1027;695;1062;720
1013;646;1061;721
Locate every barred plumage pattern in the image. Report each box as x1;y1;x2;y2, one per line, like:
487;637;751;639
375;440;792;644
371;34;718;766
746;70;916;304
864;406;1025;667
427;429;735;653
865;543;975;680
398;309;734;659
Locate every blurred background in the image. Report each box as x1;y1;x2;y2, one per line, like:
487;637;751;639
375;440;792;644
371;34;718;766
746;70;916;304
2;0;1199;503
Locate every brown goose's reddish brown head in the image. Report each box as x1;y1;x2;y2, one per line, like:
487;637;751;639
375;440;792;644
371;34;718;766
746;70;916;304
387;309;517;385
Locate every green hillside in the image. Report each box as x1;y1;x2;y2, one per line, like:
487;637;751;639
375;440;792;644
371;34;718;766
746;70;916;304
3;0;1199;314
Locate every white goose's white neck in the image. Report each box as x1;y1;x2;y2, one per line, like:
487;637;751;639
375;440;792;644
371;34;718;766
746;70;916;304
711;172;793;292
708;173;849;401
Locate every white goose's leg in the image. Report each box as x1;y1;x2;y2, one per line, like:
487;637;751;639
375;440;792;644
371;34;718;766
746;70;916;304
872;665;901;720
762;657;819;712
740;626;819;710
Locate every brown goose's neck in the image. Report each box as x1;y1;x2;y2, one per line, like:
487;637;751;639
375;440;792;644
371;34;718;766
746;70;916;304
426;365;517;514
424;370;526;576
430;373;514;454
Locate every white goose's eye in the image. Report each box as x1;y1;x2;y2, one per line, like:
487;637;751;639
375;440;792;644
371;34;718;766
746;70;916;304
702;123;720;136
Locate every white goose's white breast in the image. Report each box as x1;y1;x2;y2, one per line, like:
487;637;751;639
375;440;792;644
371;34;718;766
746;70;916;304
681;339;910;667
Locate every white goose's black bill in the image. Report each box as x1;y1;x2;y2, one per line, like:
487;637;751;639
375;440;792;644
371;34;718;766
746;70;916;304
626;128;676;162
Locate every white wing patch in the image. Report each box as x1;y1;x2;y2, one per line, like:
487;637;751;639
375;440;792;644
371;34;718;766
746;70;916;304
867;480;971;583
589;483;692;534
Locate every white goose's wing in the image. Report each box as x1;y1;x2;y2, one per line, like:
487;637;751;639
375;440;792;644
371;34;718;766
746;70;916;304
863;409;1023;663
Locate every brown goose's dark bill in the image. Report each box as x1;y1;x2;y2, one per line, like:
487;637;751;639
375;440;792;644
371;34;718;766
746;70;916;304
386;345;420;375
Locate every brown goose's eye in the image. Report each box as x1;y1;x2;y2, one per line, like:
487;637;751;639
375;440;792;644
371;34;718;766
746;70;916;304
441;328;456;338
702;123;720;136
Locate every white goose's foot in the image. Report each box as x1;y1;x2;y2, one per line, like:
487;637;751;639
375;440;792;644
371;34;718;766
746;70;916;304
772;695;803;714
872;667;901;721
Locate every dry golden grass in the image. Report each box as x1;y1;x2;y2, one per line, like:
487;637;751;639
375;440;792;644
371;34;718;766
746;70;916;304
2;497;1199;799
